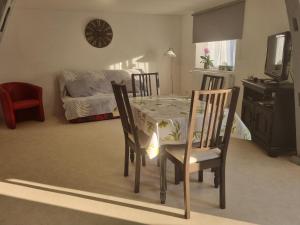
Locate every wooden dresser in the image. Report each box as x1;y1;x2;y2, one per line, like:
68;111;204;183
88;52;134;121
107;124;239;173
241;79;296;156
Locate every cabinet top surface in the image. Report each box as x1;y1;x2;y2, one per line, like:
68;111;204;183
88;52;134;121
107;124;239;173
242;79;294;91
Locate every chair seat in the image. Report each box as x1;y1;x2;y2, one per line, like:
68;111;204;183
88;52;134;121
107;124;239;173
165;146;221;164
13;99;40;110
128;130;150;149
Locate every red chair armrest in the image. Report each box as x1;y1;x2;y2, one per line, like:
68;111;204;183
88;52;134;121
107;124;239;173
0;86;14;115
0;86;13;109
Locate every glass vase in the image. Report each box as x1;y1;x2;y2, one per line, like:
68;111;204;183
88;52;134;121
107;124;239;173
204;63;210;70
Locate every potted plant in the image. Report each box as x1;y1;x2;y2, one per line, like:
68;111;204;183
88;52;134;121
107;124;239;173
200;48;214;69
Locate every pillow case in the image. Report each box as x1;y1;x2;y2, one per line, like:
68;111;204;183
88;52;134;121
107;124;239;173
94;78;113;93
63;69;144;97
102;69;142;92
102;70;131;83
125;78;142;93
87;70;113;94
66;77;95;97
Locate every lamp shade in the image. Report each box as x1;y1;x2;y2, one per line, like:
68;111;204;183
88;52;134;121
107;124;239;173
165;48;176;58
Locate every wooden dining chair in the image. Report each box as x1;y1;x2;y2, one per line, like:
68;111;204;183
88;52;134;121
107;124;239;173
111;81;150;193
132;73;160;97
131;72;160;165
173;73;225;185
201;74;225;90
160;87;240;219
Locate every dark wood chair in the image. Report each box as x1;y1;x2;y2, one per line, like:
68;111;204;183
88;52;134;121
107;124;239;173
132;73;160;97
111;81;150;193
172;74;225;184
200;74;225;180
201;74;225;90
160;87;240;219
131;73;160;165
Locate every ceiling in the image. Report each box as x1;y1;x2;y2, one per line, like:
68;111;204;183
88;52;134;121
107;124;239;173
15;0;234;15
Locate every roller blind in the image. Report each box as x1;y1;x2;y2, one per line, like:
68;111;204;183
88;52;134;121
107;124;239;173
193;0;245;43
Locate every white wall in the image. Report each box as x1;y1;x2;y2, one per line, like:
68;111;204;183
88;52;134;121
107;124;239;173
0;8;182;116
234;0;290;110
180;14;196;95
180;0;290;113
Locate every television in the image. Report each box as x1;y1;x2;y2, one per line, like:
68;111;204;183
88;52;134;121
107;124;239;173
264;31;292;81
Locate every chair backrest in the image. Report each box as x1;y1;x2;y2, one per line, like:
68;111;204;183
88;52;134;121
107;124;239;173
0;82;36;101
131;73;160;97
111;81;140;146
201;74;224;90
184;87;240;166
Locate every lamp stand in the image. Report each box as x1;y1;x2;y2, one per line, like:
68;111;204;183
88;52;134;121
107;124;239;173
170;57;174;95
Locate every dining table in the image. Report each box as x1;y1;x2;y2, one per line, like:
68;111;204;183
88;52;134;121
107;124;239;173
130;95;252;159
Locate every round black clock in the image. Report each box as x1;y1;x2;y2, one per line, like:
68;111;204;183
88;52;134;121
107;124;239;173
85;19;113;48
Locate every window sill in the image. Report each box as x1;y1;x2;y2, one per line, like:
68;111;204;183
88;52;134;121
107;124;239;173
190;68;235;75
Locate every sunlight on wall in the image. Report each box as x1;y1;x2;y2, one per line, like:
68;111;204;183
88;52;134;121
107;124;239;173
109;55;149;72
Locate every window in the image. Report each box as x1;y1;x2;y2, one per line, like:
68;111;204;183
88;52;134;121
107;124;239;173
195;40;237;71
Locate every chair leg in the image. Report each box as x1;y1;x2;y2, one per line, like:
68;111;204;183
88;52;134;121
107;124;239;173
184;169;191;219
164;159;167;191
160;152;167;204
219;167;226;209
175;164;181;185
134;152;141;193
214;168;220;188
198;170;203;182
142;152;146;167
124;139;129;177
38;105;45;121
130;148;135;163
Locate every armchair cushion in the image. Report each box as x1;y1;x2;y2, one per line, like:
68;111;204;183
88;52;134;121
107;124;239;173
165;146;221;164
13;99;40;110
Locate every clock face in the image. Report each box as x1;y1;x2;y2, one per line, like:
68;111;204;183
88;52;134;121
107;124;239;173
85;19;113;48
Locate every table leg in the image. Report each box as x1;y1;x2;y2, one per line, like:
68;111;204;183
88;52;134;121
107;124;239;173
160;147;167;204
175;164;181;185
156;151;160;167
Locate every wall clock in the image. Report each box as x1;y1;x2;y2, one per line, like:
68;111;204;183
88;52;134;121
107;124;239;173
85;19;113;48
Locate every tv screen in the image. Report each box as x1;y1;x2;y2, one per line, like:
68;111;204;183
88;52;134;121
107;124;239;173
265;31;291;81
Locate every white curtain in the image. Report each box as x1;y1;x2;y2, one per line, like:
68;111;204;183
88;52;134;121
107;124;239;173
195;40;237;69
207;40;236;68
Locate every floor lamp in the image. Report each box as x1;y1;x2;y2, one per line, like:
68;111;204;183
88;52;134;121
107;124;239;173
165;48;176;95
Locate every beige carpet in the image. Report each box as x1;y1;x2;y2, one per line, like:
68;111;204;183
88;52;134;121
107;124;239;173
0;117;300;225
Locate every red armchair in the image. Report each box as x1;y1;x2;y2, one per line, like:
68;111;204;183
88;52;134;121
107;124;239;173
0;82;45;129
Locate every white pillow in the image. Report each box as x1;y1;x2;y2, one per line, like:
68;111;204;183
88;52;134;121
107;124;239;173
102;70;132;83
66;77;95;97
